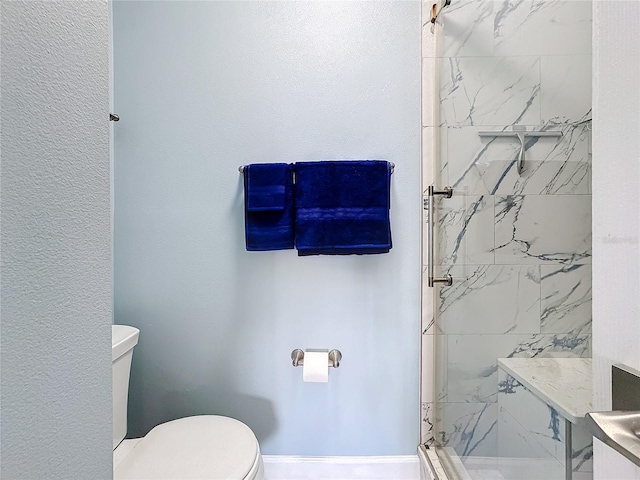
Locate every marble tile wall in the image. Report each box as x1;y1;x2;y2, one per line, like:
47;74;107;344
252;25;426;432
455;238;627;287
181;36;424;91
420;0;593;459
497;369;593;479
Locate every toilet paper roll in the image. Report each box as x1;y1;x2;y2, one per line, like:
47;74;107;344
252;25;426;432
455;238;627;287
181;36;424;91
303;349;329;383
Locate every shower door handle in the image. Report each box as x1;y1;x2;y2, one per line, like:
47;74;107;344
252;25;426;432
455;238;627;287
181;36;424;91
427;185;453;287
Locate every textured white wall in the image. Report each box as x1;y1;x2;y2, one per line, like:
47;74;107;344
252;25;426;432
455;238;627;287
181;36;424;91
592;0;640;478
1;2;112;478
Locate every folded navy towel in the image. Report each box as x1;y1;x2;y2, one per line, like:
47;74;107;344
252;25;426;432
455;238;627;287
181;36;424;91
294;160;392;255
244;163;294;251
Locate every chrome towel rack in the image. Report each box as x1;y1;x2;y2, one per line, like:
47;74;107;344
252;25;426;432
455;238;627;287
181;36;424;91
239;162;395;174
478;126;562;175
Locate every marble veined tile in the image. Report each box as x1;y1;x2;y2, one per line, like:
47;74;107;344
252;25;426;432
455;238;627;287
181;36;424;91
540;264;592;335
498;370;565;463
437;195;495;265
437;402;498;458
494;195;592;264
437;265;540;334
421;402;435;446
436;333;449;403
572;421;593;473
447;334;543;403
433;126;449;188
497;406;564;480
438;0;494;58
493;0;592;57
422;267;435;334
489;124;591;196
541;55;592;125
508;332;591;359
488;160;590;197
440;56;541;127
498;405;560;460
445;332;590;404
428;334;449;404
444;123;590;196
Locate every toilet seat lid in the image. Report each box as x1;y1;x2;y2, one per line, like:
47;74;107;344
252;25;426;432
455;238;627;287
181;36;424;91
114;415;260;480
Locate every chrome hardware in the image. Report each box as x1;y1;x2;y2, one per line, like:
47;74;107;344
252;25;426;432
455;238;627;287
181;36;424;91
109;113;120;122
478;127;562;175
430;0;451;27
240;162;395;174
291;349;304;367
329;349;342;368
427;185;453;287
585;411;640;468
585;365;640;468
291;349;342;368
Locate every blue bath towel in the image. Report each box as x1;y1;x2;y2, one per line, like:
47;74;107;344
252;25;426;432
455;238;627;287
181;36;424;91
244;163;294;251
294;160;392;255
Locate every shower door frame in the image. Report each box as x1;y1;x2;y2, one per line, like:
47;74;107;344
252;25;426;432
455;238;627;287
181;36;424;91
420;1;594;479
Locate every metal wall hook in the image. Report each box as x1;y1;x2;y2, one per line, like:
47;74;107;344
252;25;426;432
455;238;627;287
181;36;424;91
110;113;120;122
291;349;342;368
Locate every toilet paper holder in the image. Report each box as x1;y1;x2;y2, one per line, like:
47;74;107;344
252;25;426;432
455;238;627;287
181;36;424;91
291;349;342;368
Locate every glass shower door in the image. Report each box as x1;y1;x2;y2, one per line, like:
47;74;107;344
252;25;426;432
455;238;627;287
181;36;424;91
425;1;594;479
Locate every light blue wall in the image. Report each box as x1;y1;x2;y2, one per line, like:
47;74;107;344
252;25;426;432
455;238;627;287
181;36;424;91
114;0;420;455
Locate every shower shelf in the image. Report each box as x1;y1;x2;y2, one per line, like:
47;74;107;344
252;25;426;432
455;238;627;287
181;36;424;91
498;357;592;423
478;127;563;175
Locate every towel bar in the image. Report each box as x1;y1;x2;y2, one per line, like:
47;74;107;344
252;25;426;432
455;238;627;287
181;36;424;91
239;162;395;174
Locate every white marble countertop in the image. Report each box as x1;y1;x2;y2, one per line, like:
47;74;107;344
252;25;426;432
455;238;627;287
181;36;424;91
498;357;592;424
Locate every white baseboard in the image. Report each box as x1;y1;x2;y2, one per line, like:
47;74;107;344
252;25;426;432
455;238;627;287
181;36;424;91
262;455;420;480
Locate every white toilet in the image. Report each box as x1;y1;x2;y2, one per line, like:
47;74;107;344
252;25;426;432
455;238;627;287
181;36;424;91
112;325;264;480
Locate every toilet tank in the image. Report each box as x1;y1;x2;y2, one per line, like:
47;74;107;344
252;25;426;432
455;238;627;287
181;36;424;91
112;325;140;450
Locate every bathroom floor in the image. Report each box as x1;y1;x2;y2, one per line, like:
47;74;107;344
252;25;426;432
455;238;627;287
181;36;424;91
114;446;419;480
262;456;419;480
464;470;507;480
113;439;141;471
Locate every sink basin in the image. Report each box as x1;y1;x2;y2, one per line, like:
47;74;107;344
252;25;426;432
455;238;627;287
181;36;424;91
585;410;640;467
